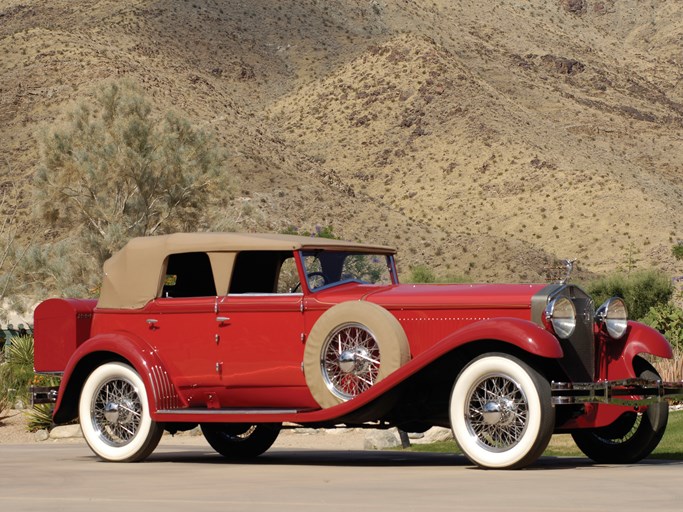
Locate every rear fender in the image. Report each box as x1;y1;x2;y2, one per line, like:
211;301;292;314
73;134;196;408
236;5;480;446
53;333;181;424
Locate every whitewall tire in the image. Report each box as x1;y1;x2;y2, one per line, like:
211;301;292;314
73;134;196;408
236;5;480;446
79;362;163;462
450;353;554;469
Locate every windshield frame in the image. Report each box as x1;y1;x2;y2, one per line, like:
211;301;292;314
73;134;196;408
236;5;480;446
297;250;398;293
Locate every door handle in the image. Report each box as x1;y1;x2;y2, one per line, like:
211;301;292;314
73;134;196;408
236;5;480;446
146;318;159;329
216;316;230;324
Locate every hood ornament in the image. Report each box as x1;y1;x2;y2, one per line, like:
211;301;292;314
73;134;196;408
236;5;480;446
559;259;576;285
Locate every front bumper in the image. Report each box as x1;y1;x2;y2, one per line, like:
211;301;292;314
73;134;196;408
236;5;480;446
552;379;683;406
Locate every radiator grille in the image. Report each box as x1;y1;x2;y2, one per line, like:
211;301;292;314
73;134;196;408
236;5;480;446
532;284;595;382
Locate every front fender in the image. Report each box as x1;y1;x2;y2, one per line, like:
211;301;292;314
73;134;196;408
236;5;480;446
53;333;181;424
603;321;673;381
429;317;564;359
622;320;673;363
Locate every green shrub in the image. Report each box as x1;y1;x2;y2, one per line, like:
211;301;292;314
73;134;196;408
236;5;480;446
407;264;436;283
25;404;55;432
673;243;683;261
585;269;673;320
0;393;11;424
643;303;683;351
0;335;36;407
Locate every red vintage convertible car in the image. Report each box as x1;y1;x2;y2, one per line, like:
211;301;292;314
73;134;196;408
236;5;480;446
33;233;683;468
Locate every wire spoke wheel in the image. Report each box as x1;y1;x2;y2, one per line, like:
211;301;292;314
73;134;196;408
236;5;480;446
465;374;529;451
91;377;143;446
321;323;380;401
201;423;281;459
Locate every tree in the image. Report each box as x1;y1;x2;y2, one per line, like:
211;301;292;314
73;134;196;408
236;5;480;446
30;80;227;296
0;176;35;315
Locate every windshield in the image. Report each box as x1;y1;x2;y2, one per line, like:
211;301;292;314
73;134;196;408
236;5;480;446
300;251;395;291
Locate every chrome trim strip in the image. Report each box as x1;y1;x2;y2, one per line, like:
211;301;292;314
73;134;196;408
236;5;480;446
150;365;180;410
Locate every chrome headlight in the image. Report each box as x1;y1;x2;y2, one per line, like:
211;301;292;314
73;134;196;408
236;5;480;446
544;296;576;339
596;297;628;339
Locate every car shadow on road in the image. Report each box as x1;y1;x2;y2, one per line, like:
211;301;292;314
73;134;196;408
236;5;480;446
142;447;683;470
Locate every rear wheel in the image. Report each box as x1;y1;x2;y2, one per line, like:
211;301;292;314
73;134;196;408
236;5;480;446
79;362;163;462
201;423;281;459
571;357;668;464
450;353;554;469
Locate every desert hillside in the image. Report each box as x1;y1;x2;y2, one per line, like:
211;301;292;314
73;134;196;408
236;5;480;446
1;0;682;284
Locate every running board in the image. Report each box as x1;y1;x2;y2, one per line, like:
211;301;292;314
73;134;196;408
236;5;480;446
156;408;312;416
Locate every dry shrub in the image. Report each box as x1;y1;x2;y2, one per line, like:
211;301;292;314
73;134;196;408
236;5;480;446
653;348;683;383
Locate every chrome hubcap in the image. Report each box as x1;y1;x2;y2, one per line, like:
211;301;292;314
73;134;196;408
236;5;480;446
338;348;372;374
321;323;380;401
481;398;516;426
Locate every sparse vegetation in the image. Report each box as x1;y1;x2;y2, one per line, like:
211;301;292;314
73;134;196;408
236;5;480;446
1;1;683;288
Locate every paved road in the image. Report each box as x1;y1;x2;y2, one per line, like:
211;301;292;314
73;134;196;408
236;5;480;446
1;443;682;512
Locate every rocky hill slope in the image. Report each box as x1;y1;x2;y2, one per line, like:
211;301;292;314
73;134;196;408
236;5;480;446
1;0;682;283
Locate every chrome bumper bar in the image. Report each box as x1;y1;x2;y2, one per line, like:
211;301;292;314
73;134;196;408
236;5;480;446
551;379;683;406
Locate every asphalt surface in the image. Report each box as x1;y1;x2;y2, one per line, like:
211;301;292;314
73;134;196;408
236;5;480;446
2;443;682;512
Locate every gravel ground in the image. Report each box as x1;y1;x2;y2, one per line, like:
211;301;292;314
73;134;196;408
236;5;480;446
0;409;370;450
0;410;50;444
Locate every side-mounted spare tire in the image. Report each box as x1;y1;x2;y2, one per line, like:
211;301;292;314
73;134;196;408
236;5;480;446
303;301;410;409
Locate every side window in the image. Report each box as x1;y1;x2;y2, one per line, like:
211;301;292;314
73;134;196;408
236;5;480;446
162;252;217;298
230;251;297;294
276;257;300;293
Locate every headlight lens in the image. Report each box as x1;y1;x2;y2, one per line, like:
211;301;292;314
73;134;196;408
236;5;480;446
544;296;576;339
596;297;628;339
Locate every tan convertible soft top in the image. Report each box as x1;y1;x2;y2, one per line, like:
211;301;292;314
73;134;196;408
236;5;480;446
97;232;395;310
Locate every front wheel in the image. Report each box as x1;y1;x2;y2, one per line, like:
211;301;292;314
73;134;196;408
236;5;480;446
201;423;281;459
449;353;555;470
571;357;669;464
79;362;163;462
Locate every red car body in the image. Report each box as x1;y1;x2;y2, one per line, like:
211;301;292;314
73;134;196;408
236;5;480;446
32;233;682;468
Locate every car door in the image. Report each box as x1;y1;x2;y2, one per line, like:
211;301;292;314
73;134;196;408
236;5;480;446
142;252;224;408
215;250;315;409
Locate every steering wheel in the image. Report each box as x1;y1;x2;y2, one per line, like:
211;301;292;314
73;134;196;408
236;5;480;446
292;272;329;292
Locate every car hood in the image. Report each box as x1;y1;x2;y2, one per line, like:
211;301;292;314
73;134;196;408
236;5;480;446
360;283;549;311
